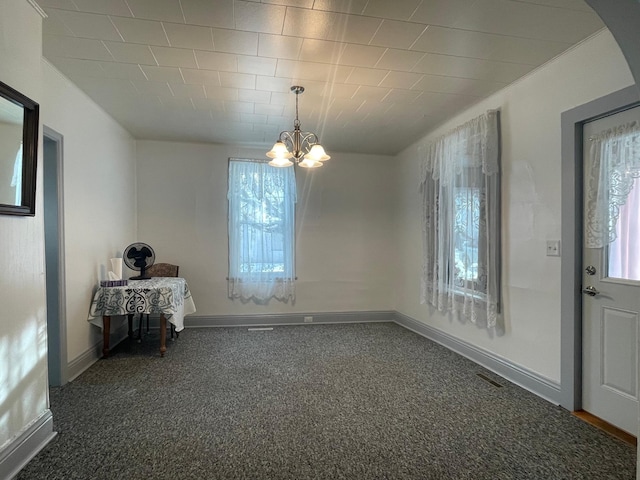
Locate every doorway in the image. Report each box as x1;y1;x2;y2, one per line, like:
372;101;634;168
43;127;66;387
561;85;640;416
581;106;640;435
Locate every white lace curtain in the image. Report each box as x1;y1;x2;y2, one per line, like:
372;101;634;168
585;121;640;249
419;110;501;328
227;159;297;303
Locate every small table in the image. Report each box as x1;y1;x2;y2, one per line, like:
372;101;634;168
88;277;196;357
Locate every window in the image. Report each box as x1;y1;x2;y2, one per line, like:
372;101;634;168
227;159;297;303
420;110;501;328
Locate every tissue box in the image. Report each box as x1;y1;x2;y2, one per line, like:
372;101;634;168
100;280;128;287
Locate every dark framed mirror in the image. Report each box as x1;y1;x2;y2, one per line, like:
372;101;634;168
0;79;39;216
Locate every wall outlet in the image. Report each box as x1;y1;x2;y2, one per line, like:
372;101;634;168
546;240;561;257
304;316;313;323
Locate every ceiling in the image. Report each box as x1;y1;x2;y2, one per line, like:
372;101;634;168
39;0;604;156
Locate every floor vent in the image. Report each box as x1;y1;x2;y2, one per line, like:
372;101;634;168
248;327;273;331
476;373;503;388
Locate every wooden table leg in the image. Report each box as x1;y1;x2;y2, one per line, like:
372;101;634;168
102;315;111;358
160;313;167;357
127;314;134;338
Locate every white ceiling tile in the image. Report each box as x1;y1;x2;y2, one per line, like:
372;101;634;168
276;60;352;83
413;74;506;97
151;46;198;68
258;34;303;60
103;41;156;64
453;0;603;43
255;76;293;92
238;89;272;104
369;19;427;49
204;86;239;101
219;72;256;89
140;65;184;82
312;0;369;14
408;0;474;26
299;39;345;63
375;49;424;71
379;71;423;89
381;88;422;104
131;79;173;96
110;17;169;45
160;97;195;109
339;44;386;68
237;55;278;76
325;84;360;98
164;23;214;50
512;0;595;11
254;103;285;116
222;101;254;113
181;68;221;86
43;34;114;61
38;0;78;9
126;0;184;23
52;10;122;41
71;0;132;16
169;83;207;98
241;113;268;124
181;0;234;28
234;1;286;35
345;67;389;86
212;29;259;55
283;8;381;45
351;85;392;102
100;62;146;80
42;9;75;35
194;51;237;72
362;0;422;21
48;57;105;76
486;35;571;65
412;53;534;83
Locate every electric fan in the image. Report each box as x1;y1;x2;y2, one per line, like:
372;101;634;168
123;242;156;280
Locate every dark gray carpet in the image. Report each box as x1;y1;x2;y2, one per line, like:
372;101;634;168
17;322;636;479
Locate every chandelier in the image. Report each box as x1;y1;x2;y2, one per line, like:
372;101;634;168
266;86;330;168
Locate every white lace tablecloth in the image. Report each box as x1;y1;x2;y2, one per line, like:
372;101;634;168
88;277;196;331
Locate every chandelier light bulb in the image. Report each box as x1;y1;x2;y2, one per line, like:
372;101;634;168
268;157;294;167
303;144;330;162
266;140;293;159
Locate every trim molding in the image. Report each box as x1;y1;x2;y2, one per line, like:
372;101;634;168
185;311;396;328
0;410;56;480
67;323;130;381
26;0;47;18
394;312;561;405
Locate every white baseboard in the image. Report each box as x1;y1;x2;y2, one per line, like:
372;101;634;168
185;310;396;328
393;312;561;405
0;410;56;480
67;323;130;382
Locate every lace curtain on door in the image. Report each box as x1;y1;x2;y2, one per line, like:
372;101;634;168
585;121;640;249
419;110;501;328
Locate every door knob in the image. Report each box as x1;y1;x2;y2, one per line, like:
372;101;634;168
585;265;596;275
582;285;599;296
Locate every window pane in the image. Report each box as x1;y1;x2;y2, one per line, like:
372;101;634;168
454;187;480;283
608;177;640;281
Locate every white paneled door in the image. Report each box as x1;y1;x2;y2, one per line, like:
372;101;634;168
582;106;640;436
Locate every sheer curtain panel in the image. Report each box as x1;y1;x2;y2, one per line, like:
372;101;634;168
585;121;640;249
419;110;501;328
227;159;297;303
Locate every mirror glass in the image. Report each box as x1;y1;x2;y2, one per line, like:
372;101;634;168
0;80;39;216
0;97;25;206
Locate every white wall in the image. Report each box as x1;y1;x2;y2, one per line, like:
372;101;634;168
136;141;396;317
0;0;47;454
40;61;137;362
394;30;635;384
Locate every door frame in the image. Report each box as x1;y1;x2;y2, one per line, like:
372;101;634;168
43;126;67;386
560;85;640;411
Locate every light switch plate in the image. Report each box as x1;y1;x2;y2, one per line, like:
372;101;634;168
546;240;561;256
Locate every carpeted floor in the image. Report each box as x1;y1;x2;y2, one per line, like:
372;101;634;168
17;322;636;479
